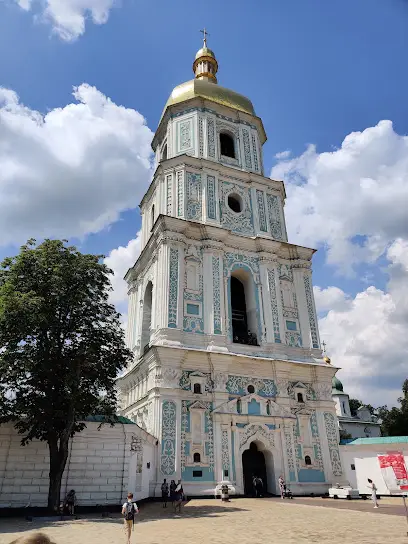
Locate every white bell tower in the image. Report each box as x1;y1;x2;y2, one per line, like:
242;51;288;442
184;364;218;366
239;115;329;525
118;36;344;497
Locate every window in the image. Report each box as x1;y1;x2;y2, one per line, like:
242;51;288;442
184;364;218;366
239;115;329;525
220;132;235;158
286;320;297;331
230;271;258;346
305;455;312;466
224;470;229;478
351;464;356;471
162;144;167;161
247;385;255;394
193;452;201;463
236;398;242;414
193;470;202;477
146;462;150;469
228;193;242;213
193;383;202;394
266;402;271;416
297;392;304;403
342;401;346;413
186;303;200;316
151;205;155;228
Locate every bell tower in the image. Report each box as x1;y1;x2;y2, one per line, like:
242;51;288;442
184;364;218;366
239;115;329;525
118;37;344;497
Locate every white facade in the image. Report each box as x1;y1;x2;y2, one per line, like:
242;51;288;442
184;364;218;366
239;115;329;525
332;377;381;439
118;42;345;496
0;420;156;508
341;438;408;495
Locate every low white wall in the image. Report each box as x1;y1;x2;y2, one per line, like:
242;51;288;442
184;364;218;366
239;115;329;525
0;421;157;508
340;441;408;495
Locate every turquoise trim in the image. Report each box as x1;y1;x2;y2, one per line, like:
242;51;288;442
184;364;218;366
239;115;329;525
289;470;296;482
236;423;246;428
182;466;214;482
341;436;408;445
248;399;261;415
265;424;276;430
298;469;325;483
231;430;236;482
186;303;199;315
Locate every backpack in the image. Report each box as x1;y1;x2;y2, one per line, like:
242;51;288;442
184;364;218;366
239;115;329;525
125;502;135;521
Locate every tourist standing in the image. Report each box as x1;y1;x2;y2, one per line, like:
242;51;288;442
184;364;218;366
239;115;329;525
278;475;286;499
174;480;184;513
161;479;169;508
170;479;177;503
122;492;139;544
367;478;379;508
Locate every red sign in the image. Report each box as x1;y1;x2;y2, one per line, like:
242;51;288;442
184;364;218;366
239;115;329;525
378;452;408;491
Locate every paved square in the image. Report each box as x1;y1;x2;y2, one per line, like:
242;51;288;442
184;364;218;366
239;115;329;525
1;498;408;544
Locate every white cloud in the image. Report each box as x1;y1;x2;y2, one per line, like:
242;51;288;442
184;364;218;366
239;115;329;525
317;240;408;406
104;232;141;308
271;120;408;273
13;0;116;41
0;84;153;246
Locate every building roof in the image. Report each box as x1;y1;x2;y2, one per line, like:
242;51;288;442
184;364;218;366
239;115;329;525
85;415;135;425
332;375;346;395
340;436;408;445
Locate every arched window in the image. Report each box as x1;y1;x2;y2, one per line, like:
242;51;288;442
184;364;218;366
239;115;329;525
162;144;167;161
247;385;255;394
193;452;201;463
140;282;153;352
227;193;243;213
193;383;202;394
151;205;155;228
230;269;258;346
220;132;235;158
297;392;304;403
266;401;271;416
236;398;242;414
305;455;312;466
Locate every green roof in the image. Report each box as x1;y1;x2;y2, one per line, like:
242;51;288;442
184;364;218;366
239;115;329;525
343;436;408;445
85;415;135;425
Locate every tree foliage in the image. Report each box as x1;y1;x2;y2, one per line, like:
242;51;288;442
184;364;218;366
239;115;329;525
0;239;132;510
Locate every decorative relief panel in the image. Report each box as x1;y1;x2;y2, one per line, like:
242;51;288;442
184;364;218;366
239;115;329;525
267;194;284;241
324;412;343;476
285;331;302;348
242;128;252;169
207;175;216;220
212;256;222;334
160;400;176;475
198;116;204;157
168;248;179;328
310;411;324;470
304;274;319;349
186;172;202;221
256;190;268;232
239;424;274;450
220;181;254;236
284;425;296;480
179;370;212;392
166;174;172;215
177;171;184;217
288;382;317;401
251;134;260;172
226;375;277;398
223;252;260;280
221;429;229;471
179;119;193;152
184;245;204;334
267;268;281;343
207;117;216;158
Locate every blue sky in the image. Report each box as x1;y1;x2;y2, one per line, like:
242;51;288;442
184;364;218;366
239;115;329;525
1;0;408;405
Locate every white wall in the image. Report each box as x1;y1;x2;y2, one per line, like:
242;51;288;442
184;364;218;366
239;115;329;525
340;442;408;495
0;421;157;508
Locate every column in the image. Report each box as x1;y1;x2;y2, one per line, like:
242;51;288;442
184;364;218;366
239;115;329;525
158;243;170;329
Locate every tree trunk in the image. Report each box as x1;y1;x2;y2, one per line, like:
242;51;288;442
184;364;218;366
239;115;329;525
47;435;70;512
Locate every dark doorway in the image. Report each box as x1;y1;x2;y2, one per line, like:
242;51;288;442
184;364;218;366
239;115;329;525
231;276;248;342
242;442;267;496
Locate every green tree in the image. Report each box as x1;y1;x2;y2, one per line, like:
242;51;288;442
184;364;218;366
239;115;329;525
348;398;376;417
379;380;408;436
0;239;132;511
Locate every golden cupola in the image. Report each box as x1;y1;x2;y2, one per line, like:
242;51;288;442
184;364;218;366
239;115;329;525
159;35;258;124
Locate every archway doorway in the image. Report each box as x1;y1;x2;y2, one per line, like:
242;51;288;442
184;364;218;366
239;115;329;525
242;442;267;496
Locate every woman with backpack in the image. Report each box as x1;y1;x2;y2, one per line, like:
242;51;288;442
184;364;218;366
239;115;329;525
122;492;139;544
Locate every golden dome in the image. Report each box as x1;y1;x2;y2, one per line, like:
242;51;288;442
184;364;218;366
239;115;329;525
162;78;256;119
195;46;216;60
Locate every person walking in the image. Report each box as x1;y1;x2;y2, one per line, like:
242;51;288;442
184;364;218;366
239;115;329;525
122;492;139;544
367;478;379;508
161;479;169;508
278;475;286;499
170;479;177;504
174;480;184;514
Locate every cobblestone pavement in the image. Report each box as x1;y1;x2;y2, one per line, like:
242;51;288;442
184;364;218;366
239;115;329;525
1;498;408;544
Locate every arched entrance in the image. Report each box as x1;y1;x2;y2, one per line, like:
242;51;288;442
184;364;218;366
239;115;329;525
242;442;267;496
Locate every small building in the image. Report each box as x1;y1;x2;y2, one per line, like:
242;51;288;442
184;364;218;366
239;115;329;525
332;376;381;439
340;436;408;495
